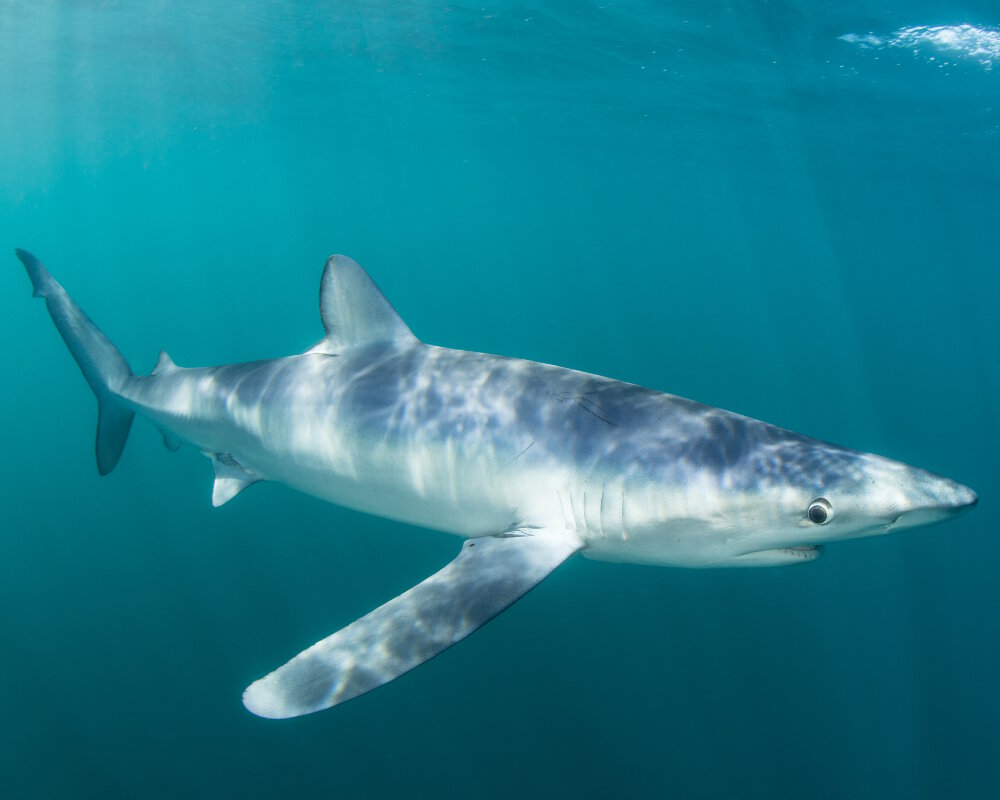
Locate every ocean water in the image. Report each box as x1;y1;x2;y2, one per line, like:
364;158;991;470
1;1;997;797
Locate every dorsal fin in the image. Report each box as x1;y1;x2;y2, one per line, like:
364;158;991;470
152;350;177;375
308;255;416;355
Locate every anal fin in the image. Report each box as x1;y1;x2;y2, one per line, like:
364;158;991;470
162;431;182;452
208;452;263;507
243;526;582;718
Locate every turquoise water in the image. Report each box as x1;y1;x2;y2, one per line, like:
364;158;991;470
1;2;997;797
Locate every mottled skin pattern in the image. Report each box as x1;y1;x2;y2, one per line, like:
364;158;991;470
122;337;974;568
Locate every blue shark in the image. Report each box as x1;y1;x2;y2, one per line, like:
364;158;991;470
16;248;977;718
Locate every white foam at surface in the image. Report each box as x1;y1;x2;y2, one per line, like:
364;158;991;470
839;24;1000;70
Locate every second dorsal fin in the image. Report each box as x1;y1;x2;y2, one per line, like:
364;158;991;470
152;350;177;375
308;255;416;355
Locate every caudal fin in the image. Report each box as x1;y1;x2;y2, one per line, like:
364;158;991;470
16;249;135;475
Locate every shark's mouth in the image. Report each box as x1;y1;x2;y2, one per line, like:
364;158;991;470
782;545;824;557
733;545;825;566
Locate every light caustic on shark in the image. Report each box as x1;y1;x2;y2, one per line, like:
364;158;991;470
16;248;977;719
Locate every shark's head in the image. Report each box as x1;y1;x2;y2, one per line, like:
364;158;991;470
618;412;977;567
712;426;978;565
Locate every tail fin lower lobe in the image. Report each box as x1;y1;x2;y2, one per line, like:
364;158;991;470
16;249;135;475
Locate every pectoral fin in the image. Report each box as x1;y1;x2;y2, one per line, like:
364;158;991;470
243;527;581;718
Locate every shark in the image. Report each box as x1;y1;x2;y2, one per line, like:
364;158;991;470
16;248;977;719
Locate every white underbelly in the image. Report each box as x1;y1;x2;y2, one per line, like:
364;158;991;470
246;428;548;538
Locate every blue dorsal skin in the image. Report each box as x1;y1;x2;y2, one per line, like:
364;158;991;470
16;248;978;718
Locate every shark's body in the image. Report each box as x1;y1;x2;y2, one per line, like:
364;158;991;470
17;249;977;719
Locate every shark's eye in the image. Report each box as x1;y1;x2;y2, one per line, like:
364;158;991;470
807;498;833;524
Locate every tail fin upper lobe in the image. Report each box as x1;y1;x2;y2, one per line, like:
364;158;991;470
16;249;135;475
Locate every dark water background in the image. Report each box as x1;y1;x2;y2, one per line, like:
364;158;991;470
1;2;997;797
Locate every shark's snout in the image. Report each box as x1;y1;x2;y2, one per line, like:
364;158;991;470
888;475;977;532
950;482;979;512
